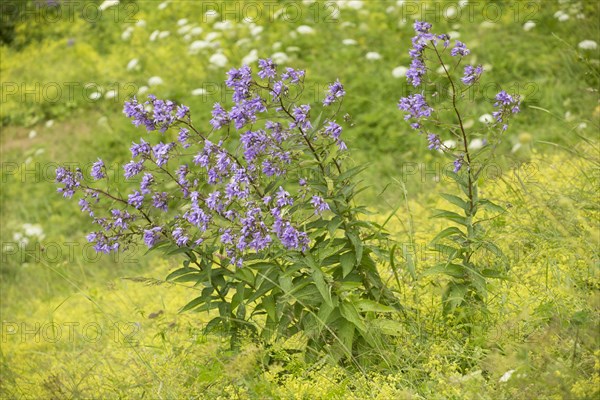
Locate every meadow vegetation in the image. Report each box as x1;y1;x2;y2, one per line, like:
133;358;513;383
1;1;599;398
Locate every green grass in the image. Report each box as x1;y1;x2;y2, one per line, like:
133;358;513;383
1;0;599;398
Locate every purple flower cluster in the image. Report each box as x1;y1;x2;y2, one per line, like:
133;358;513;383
461;65;483;85
406;21;472;88
397;93;433;130
123;95;190;133
226;65;253;102
58;59;346;266
55;167;83;198
86;231;120;254
290;104;312;131
143;227;162;248
406;21;432;87
492;90;521;131
323;79;345;106
398;21;521;161
91;159;105;180
85;206;136;253
450;41;470;57
453;157;464;173
258;59;277;79
310;195;330;215
427;133;442;151
323;121;346;150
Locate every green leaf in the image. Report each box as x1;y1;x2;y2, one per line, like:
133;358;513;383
165;246;193;256
352;298;397;313
322;144;340;166
398;243;416;281
443;283;468;313
325;176;335;193
430;227;466;245
444;170;468;188
334;281;362;293
430;243;461;259
340;251;355;278
347;232;363;263
231;282;245;310
290;283;320;304
336;164;369;183
179;291;211;313
340;301;367;333
371;319;406;336
261;296;277;322
278;275;293;293
478;199;506;214
166;267;202;283
440;193;469;212
336;320;355;359
193;302;220;313
327;216;343;236
468;270;487;298
481;269;509;279
312;267;333;307
349;220;376;230
233;267;255;286
315;241;346;263
423;263;465;278
481;241;508;265
247;268;278;303
312;111;324;132
432;209;468;226
315;301;336;335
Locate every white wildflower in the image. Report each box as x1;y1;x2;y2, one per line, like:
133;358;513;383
523;21;536;31
468;138;485;150
392;66;408;78
271;52;289;64
99;0;119;11
126;58;139;71
296;25;315;35
578;40;598;50
365;51;382;60
190;27;203;36
191;88;207;96
104;89;117;100
499;369;515;383
242;49;258;65
209;53;228;68
479;113;493;124
148;76;163;86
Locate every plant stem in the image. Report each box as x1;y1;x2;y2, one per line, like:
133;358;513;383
431;45;475;215
431;45;477;266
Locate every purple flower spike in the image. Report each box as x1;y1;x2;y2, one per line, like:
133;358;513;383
91;159;105;180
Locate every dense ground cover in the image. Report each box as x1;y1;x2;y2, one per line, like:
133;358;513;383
1;1;599;398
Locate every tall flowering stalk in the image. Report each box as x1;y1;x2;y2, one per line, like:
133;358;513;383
398;21;520;317
56;60;401;361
